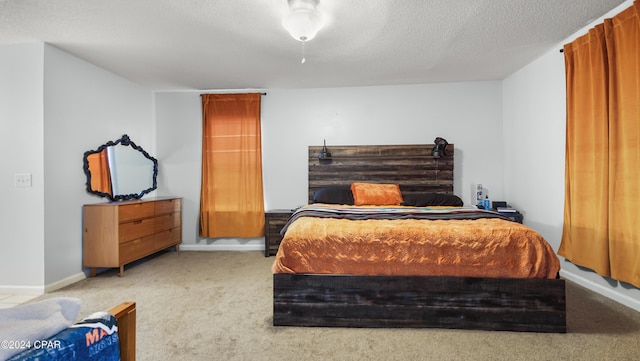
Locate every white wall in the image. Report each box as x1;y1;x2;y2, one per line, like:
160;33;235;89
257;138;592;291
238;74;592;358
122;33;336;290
0;43;155;293
0;43;45;293
155;82;505;249
42;44;155;287
503;0;640;312
502;50;566;246
154;92;202;246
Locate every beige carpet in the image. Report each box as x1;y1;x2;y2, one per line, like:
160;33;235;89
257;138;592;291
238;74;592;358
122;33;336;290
36;251;640;361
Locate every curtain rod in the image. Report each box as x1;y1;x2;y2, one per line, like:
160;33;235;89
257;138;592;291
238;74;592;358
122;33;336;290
200;92;267;96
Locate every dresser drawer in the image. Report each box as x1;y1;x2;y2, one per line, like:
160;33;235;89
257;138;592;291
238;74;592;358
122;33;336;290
155;227;181;250
119;202;155;222
119;235;155;264
154;212;181;232
119;217;156;243
155;199;181;214
266;218;288;235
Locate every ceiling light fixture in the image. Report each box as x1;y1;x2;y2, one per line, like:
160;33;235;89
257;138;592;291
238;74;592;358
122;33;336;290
282;0;323;42
282;0;323;63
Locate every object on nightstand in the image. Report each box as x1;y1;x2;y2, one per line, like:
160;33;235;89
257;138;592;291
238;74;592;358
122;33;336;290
496;205;523;223
492;201;507;209
483;195;491;210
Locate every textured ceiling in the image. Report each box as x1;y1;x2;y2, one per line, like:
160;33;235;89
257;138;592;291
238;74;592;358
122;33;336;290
0;0;628;90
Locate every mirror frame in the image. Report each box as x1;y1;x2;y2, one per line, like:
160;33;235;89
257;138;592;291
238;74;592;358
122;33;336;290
83;134;158;201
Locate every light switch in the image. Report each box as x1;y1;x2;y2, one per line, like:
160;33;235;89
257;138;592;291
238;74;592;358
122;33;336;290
15;173;32;188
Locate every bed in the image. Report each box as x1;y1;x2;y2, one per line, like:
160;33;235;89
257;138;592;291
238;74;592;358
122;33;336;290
1;298;136;361
272;144;566;333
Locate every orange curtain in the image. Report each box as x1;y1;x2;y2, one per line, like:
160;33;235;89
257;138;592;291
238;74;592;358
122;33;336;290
606;3;640;286
199;93;265;238
560;1;640;287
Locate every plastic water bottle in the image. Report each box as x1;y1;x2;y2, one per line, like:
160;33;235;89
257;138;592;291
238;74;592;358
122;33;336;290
483;196;491;210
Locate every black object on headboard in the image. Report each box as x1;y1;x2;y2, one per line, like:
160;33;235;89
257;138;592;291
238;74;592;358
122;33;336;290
308;144;454;203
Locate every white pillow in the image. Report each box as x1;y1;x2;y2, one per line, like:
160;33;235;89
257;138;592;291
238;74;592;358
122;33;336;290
0;297;81;360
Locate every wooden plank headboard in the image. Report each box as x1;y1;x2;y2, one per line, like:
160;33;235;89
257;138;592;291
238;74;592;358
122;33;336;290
308;144;454;203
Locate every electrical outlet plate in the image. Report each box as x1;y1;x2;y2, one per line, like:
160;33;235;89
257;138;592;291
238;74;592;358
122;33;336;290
15;173;32;188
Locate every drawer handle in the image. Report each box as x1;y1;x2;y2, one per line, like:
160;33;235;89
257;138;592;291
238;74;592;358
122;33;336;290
133;220;143;224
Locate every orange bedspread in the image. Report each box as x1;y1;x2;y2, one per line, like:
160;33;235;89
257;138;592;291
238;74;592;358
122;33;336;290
272;208;560;279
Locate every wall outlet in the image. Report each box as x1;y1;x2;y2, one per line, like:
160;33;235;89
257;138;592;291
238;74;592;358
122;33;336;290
15;173;32;188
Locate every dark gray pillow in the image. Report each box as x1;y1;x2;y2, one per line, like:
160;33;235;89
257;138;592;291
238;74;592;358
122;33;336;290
402;193;463;207
312;187;355;205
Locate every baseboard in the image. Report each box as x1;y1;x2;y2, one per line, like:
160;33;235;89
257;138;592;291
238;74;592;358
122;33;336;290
560;269;640;313
180;244;264;252
0;285;44;295
45;272;86;293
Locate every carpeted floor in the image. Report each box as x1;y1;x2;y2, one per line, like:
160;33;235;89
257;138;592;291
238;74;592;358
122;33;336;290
36;251;640;361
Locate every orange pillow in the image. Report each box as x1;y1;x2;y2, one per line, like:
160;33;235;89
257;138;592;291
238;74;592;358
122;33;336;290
351;183;404;206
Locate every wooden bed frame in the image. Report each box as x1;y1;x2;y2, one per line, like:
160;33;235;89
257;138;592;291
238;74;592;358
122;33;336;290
273;144;566;333
108;302;137;361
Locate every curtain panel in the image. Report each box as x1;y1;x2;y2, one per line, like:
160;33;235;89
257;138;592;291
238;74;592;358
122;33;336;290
560;1;640;287
199;93;265;238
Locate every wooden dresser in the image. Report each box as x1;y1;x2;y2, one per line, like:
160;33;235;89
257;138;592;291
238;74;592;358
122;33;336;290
83;197;182;277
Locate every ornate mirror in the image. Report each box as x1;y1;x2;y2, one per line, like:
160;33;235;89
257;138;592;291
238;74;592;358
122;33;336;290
83;134;158;201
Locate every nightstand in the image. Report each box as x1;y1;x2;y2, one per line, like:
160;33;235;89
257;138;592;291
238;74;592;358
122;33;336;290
264;209;294;257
